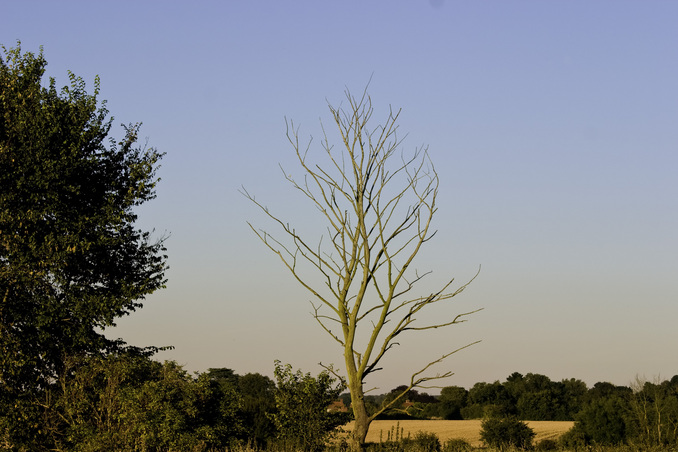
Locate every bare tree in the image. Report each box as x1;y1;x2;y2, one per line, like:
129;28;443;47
629;375;678;447
242;87;480;451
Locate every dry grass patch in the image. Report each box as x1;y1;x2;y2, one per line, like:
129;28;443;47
341;420;574;447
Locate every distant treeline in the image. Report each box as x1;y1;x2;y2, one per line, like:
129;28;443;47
355;372;619;421
347;371;678;447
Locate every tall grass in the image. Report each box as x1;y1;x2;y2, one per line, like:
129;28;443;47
223;434;678;452
223;442;678;452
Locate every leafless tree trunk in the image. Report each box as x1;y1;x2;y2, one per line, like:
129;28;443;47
630;375;671;447
242;87;480;451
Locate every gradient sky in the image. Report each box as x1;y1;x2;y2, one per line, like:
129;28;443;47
3;1;677;392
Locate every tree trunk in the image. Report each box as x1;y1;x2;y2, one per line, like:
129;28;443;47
348;379;370;452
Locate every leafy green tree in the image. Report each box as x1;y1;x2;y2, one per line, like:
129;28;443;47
237;372;278;447
206;367;239;387
462;381;513;418
517;389;566;421
425;386;467;420
272;361;349;452
206;368;278;446
514;377;570;421
586;381;632;402
560;377;588;419
503;372;526;400
507;373;568;421
502;372;587;421
0;44;167;447
521;373;553;393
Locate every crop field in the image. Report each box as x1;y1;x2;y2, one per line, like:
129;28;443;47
341;420;575;447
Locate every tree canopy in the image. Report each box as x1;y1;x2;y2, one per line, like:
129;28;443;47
0;43;167;446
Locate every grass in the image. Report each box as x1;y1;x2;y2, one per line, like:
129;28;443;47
340;419;575;447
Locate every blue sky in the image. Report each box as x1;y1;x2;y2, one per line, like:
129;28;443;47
3;1;677;391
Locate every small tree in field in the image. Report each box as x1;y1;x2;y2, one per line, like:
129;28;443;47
243;87;479;451
480;416;535;450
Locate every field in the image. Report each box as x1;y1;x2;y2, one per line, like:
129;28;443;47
341;420;575;447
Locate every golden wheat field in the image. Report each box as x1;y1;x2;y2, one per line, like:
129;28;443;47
341;420;574;447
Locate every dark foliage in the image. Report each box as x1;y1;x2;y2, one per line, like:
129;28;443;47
0;43;166;449
479;416;535;450
207;368;278;447
55;354;242;451
272;361;350;452
460;373;589;421
570;396;629;446
238;372;278;447
462;381;514;419
423;386;467;420
535;438;559;450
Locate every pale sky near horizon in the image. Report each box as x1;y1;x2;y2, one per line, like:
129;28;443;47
3;1;677;392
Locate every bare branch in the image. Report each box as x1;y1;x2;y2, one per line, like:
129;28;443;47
242;86;481;450
319;362;347;388
368;340;481;421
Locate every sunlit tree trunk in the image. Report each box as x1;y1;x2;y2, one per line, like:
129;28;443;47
347;376;370;451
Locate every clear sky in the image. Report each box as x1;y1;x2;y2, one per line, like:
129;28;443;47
3;1;677;392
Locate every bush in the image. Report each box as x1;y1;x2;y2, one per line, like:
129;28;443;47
366;431;440;452
407;431;441;452
559;425;588;450
442;438;472;452
271;361;349;452
480;416;536;450
535;438;559;450
574;396;628;445
53;354;242;451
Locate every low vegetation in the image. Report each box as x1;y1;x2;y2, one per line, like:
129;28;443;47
4;349;676;451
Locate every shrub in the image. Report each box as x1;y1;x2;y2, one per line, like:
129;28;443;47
559;424;587;450
480;416;536;450
442;438;472;452
574;396;628;445
535;438;559;450
368;431;440;452
407;431;441;452
52;354;242;451
271;361;349;452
